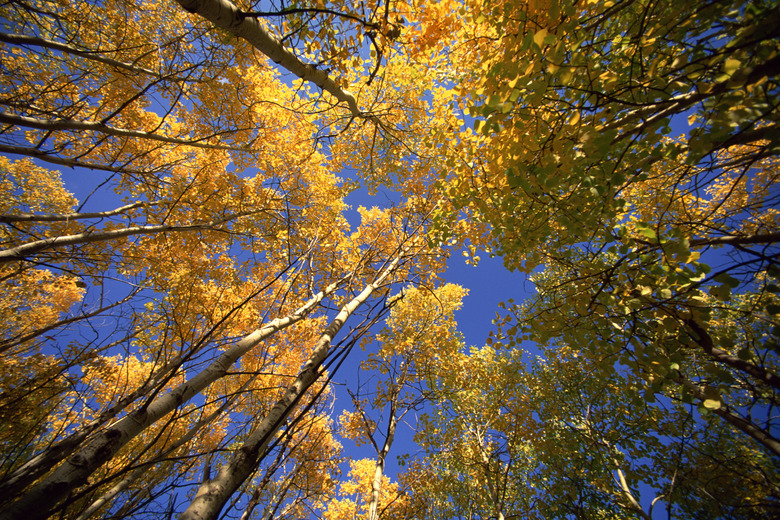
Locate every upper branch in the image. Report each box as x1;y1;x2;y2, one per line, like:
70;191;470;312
174;0;362;118
0;31;200;82
0;112;250;152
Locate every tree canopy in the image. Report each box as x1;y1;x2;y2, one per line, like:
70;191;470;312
0;0;778;519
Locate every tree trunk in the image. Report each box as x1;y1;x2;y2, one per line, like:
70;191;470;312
179;250;407;520
0;212;256;264
0;278;343;520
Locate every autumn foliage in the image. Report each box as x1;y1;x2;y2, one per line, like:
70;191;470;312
0;1;778;519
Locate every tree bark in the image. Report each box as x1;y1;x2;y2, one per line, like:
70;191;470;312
0;201;156;224
367;408;397;520
73;379;244;520
174;0;361;118
673;372;780;457
0;278;344;520
0;211;256;264
0;143;154;173
179;250;407;520
0;31;198;82
0;112;248;151
685;319;780;391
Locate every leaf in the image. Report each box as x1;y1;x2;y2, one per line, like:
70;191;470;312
723;57;741;76
702;387;722;410
702;398;721;410
533;28;549;49
639;227;657;240
713;273;740;288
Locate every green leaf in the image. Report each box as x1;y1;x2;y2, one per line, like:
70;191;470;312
709;284;731;302
714;273;740;288
636;224;657;240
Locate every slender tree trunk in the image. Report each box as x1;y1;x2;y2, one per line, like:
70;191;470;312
472;428;506;520
74;373;254;520
179;251;407;520
0;278;343;520
367;359;406;520
367;412;397;520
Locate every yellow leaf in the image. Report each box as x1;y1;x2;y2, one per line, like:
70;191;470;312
703;398;721;410
533;28;549;48
723;57;740;76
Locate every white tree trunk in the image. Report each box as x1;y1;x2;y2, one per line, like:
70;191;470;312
367;413;397;520
179;251;407;520
0;277;344;520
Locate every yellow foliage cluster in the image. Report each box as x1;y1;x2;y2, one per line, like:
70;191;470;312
324;457;409;520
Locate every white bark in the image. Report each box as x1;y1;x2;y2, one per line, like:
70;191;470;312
0;112;248;152
367;359;407;520
367;410;397;520
473;430;506;520
174;0;361;118
179;251;407;520
0;278;344;520
0;211;255;264
0;201;157;223
615;467;652;520
74;377;249;520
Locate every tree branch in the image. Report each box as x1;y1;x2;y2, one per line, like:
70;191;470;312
0;212;257;264
0;112;250;152
0;31;200;82
0;201;158;224
0;143;161;174
672;372;780;458
174;0;362;118
685;319;780;391
689;231;780;248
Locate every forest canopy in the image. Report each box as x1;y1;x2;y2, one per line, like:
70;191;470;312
0;0;778;519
